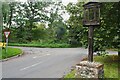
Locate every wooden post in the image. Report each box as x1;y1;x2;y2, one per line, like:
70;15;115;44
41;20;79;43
88;26;94;62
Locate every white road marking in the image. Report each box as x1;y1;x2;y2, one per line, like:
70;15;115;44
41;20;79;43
33;56;37;58
33;54;51;59
46;54;50;55
20;62;42;71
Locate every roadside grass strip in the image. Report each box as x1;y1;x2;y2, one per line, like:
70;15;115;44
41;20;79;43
0;47;22;59
64;55;118;78
9;43;70;48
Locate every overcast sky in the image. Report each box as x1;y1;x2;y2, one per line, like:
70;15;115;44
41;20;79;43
62;0;78;5
17;0;78;5
15;0;78;21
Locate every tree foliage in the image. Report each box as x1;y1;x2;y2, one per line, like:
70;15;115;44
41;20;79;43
2;1;119;52
2;1;67;43
66;2;119;52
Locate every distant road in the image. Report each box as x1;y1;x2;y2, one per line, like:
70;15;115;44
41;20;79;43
2;47;117;78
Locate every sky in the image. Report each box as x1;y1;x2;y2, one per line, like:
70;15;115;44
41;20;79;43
17;0;78;5
62;0;78;5
15;0;78;21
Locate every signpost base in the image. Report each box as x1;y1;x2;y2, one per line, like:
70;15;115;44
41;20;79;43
75;61;104;78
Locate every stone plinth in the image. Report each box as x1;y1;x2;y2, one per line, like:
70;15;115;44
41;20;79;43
75;61;104;78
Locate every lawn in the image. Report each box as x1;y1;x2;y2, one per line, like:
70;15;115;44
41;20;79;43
64;55;119;79
0;47;22;59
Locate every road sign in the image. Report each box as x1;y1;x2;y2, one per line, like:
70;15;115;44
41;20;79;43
4;30;10;56
4;31;10;39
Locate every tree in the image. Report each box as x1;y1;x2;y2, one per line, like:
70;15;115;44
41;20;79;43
66;2;120;53
32;22;48;41
2;2;16;29
8;1;52;42
0;2;2;42
53;21;66;42
66;2;86;46
47;2;66;41
2;2;10;29
99;2;120;55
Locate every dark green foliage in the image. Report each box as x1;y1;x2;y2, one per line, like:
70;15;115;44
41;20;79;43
66;2;87;47
53;21;67;42
95;2;119;53
32;23;47;40
66;2;119;50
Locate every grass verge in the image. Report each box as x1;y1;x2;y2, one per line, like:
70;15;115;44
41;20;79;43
64;55;119;78
9;43;71;48
0;47;22;59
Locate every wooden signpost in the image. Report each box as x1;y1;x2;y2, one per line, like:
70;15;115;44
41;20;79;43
83;2;101;62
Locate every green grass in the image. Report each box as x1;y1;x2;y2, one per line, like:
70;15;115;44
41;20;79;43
64;55;119;78
94;55;118;78
9;42;70;48
0;47;22;59
107;48;118;51
64;70;76;78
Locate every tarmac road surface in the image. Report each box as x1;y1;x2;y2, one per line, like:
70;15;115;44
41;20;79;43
2;47;117;78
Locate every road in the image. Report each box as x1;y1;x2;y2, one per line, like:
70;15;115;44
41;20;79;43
2;47;117;78
2;47;88;78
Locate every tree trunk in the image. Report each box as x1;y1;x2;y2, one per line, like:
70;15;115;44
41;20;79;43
0;3;2;42
118;50;120;79
118;51;120;59
8;3;13;29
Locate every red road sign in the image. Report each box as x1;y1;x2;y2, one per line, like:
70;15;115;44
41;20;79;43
4;31;10;39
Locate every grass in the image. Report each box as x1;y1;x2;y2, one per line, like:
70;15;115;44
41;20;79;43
107;48;118;51
94;55;118;78
64;55;119;79
9;42;71;48
64;70;76;78
0;47;22;59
